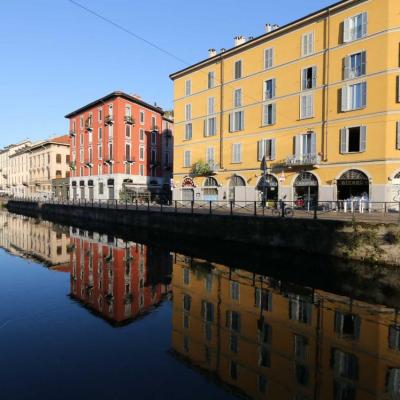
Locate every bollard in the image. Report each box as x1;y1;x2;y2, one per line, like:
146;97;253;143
209;201;212;215
254;201;257;216
230;201;233;216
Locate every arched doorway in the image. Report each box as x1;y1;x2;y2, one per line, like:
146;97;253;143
392;172;400;202
229;175;246;201
182;177;195;201
294;172;318;206
203;177;218;201
337;170;369;201
257;175;278;202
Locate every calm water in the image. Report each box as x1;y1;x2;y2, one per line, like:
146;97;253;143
1;211;400;400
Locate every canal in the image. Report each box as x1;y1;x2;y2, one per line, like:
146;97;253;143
1;210;400;400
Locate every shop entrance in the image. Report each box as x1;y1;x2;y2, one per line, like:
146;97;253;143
337;170;369;201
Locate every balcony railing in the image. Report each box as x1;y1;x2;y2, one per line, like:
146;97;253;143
85;120;93;132
124;159;136;165
150;125;159;132
104;115;114;126
124;116;135;125
284;154;321;167
69;130;76;137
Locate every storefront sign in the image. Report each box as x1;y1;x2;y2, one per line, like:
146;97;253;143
182;177;195;188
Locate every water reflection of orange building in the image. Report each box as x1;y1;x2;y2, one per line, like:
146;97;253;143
70;228;172;325
172;254;400;400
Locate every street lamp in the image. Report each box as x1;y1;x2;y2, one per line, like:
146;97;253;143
260;155;270;207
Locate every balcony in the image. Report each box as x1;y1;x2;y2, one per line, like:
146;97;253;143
124;116;135;125
124;159;136;165
84;161;93;168
283;154;321;168
103;159;114;165
150;125;159;132
69;130;76;137
69;161;76;171
104;115;114;126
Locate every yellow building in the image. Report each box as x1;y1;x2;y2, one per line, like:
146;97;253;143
170;0;400;204
171;254;400;399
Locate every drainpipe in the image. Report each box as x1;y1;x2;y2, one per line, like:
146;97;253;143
322;7;332;162
219;55;224;170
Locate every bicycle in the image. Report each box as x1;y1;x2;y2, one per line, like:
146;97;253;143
272;206;294;218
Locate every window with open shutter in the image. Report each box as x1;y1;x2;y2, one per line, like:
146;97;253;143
340;128;348;154
360;126;367;152
397;122;400;150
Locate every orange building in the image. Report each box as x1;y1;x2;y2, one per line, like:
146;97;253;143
171;254;400;399
65;92;173;201
69;228;172;325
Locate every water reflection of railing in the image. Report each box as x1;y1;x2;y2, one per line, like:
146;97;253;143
69;228;172;326
171;253;400;400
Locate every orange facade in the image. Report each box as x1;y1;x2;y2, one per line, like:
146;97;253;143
66;92;173;201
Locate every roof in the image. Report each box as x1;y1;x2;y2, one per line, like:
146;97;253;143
65;91;165;118
170;0;363;79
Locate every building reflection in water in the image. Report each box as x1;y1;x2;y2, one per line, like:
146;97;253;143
69;227;172;325
171;254;400;400
0;210;70;270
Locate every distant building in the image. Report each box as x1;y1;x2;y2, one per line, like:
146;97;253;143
65;91;174;202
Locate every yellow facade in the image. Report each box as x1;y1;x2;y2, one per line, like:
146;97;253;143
170;0;400;204
171;254;400;399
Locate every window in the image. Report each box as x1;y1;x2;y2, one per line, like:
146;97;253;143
98;182;104;195
255;288;273;310
344;51;366;79
258;376;268;394
230;334;238;353
125;144;131;161
108;125;114;140
183;267;190;285
183;294;191;312
201;301;214;322
208;71;215;88
108;104;113;117
183;314;189;329
208;97;215;114
331;349;359;381
289;295;312;324
230;281;240;301
183;336;189;353
56;154;61;163
205;274;213;292
98;108;102;122
341;82;367;111
151;116;157;130
343;12;367;43
259;323;272;345
294;335;309;361
264;47;274;69
340;126;366;153
204;117;216;137
139;110;145;125
229;111;244;132
295;363;309;386
151;131;157;145
301;32;314;57
80;116;83;128
387;368;400;398
259;347;271;368
183;150;192;167
257;139;276;161
206;147;214;165
263;103;276;125
302;66;317;90
294;132;317;160
139;129;145;142
234;60;242;79
232;143;242;163
185;104;192;121
98;127;102;140
234;89;242;108
150;149;156;164
389;324;400;351
300;93;314;119
185;79;192;96
108;142;113;159
125;105;131;117
139;164;144;176
185;123;192;140
334;311;360;339
125;124;131;138
264;79;276;100
97;164;102;175
139;146;144;161
226;310;240;333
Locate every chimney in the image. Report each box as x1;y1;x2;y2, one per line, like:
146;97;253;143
234;36;247;47
272;24;280;30
208;48;217;58
265;23;272;33
220;48;226;53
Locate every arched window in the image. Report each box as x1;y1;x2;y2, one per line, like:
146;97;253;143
339;169;368;182
229;175;246;187
294;172;318;187
257;175;278;189
204;177;218;187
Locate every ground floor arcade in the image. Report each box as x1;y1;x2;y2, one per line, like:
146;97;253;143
172;163;400;206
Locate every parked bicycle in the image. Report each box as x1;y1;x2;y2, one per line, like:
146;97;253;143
272;202;294;218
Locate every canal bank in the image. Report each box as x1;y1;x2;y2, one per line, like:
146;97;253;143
6;200;400;266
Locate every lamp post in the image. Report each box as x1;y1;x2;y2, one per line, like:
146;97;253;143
260;156;269;208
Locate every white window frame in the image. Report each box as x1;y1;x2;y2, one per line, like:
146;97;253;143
301;31;314;57
185;104;192;121
234;60;242;80
262;103;276;126
232;143;242;163
183;150;192;168
300;93;314;119
185;79;192;96
233;89;242;108
264;47;274;70
139;110;145;125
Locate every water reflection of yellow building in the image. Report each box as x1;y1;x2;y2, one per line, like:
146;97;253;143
172;254;400;400
69;228;172;325
0;211;70;269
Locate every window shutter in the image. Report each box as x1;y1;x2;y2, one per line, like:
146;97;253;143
257;140;263;161
343;56;350;80
241;111;245;130
295;135;301;158
309;32;314;54
341;87;349;112
270;139;276;160
340;128;348;154
203;119;207;137
397;76;400;103
302;34;308;56
312;66;317;88
263;104;268;125
311;132;317;156
226;311;231;328
360;126;367;152
343;18;350;43
361;12;368;37
397;122;400;150
267;292;273;311
229;113;233;132
302;69;307;90
271;103;276;124
361;82;367;107
272;79;276;98
361;51;366;76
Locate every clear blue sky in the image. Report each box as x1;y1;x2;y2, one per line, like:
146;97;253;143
0;0;333;147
